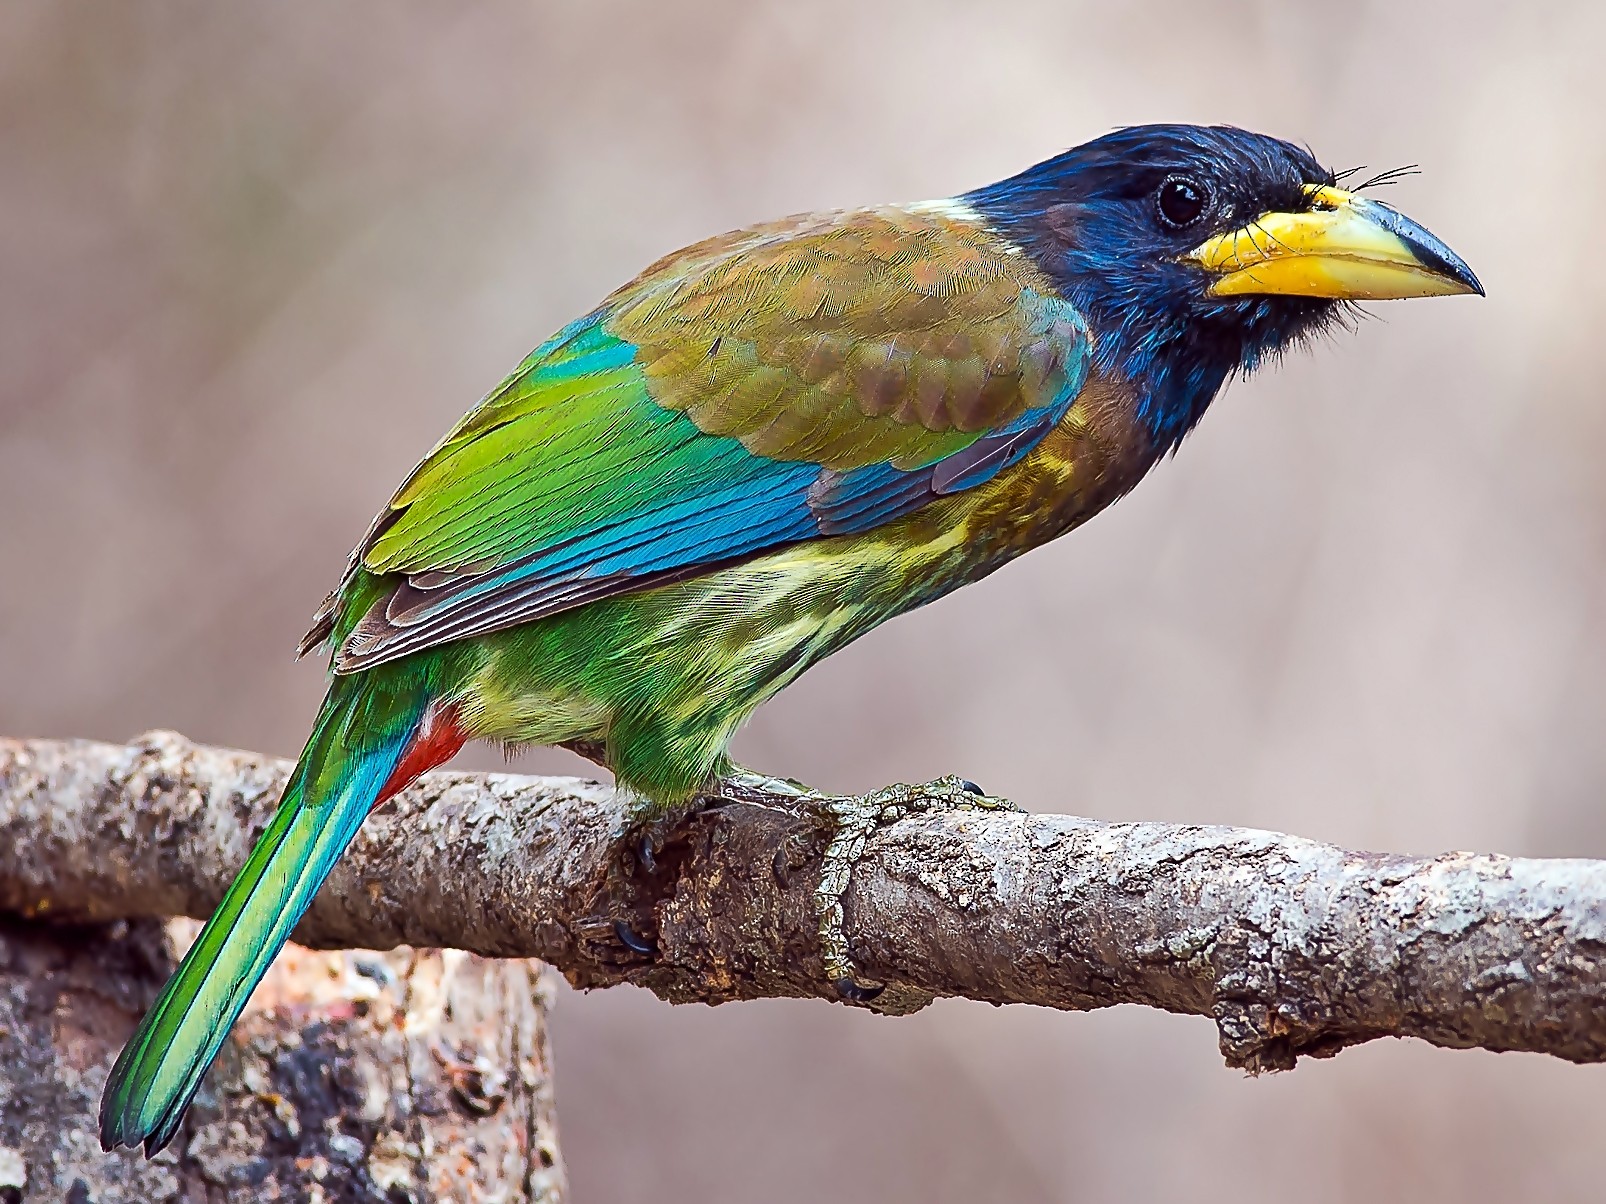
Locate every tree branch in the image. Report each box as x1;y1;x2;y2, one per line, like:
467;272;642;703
4;731;1606;1070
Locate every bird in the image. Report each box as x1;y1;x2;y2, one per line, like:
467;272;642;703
100;123;1481;1155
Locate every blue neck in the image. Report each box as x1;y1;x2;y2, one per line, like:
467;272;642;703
962;190;1235;450
963;155;1333;452
1056;266;1236;451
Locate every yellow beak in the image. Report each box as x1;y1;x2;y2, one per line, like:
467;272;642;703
1187;184;1483;300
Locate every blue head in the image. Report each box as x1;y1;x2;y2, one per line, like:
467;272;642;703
965;124;1481;450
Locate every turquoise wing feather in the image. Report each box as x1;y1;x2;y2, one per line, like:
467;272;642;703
317;205;1090;672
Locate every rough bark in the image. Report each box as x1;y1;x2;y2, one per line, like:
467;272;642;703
0;913;564;1202
4;730;1606;1077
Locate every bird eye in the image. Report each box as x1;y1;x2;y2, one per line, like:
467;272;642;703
1156;176;1209;228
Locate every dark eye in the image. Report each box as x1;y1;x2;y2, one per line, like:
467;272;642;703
1156;176;1209;228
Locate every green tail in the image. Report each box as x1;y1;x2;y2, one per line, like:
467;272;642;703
99;673;429;1155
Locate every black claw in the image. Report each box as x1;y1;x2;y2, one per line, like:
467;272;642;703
635;834;657;875
960;779;985;796
771;845;791;889
614;919;657;956
832;976;886;1004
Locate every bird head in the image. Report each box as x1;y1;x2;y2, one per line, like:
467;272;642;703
965;124;1482;450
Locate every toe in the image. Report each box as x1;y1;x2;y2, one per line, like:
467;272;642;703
832;976;886;1004
635;834;658;875
614;919;657;956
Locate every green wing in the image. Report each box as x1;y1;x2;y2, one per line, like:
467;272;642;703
308;204;1090;672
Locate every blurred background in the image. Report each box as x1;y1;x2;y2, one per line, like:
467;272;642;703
4;1;1605;1199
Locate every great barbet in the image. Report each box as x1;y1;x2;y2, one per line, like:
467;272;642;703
102;123;1481;1155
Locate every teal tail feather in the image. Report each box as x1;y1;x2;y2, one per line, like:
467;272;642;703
99;672;450;1155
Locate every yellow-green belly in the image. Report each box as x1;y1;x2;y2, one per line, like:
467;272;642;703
451;376;1154;807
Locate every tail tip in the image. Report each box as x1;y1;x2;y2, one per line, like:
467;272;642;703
97;1101;185;1158
98;1072;187;1158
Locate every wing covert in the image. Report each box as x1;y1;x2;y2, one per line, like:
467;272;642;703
314;204;1090;672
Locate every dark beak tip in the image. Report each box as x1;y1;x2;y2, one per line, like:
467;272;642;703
1422;250;1483;298
1439;251;1485;297
1360;194;1483;297
1453;264;1485;297
1415;244;1483;298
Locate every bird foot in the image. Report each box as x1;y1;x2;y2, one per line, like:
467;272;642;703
810;775;1021;1004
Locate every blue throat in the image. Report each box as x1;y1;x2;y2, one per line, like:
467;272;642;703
1054;267;1238;452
